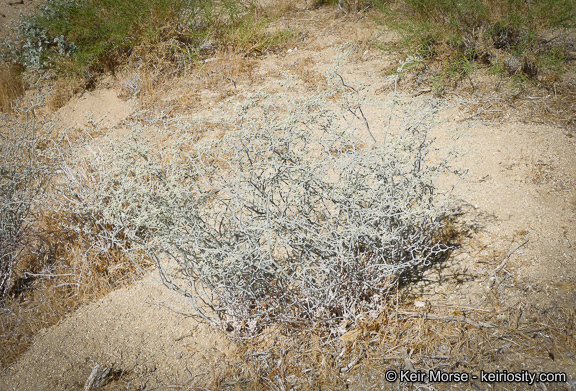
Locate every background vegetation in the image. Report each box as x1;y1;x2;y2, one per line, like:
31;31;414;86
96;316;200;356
2;0;574;104
3;0;293;77
369;0;576;89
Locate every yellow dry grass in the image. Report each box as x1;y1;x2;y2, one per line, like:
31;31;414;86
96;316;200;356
46;78;84;112
0;63;25;112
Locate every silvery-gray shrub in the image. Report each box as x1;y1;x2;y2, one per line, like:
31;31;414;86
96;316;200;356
0;114;52;299
2;0;78;69
63;89;456;335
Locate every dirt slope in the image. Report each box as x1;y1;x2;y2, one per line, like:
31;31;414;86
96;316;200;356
1;5;575;390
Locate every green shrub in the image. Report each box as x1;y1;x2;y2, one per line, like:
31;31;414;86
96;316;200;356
373;0;576;79
4;0;289;75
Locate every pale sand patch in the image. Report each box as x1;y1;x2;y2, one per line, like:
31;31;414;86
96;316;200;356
0;274;232;390
54;89;131;131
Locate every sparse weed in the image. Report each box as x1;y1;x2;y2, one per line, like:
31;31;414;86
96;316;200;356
510;71;532;88
46;77;83;111
219;12;298;54
446;56;474;79
315;0;369;13
0;99;147;368
488;60;506;75
0;109;52;299
538;46;567;73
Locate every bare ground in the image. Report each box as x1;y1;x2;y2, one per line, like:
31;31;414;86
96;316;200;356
1;3;575;390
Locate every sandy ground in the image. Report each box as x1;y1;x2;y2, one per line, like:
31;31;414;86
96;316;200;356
1;275;235;389
0;0;40;39
1;3;575;390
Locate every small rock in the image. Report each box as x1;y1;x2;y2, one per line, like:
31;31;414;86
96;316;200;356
504;56;522;74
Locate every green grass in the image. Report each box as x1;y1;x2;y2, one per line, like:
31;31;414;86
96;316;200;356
7;0;292;76
446;55;474;78
487;61;506;75
538;46;567;73
214;8;298;54
372;0;576;83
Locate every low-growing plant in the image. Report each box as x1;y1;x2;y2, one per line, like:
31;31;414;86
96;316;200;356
446;56;474;79
6;0;197;72
0;108;150;367
538;46;567;73
315;0;369;13
487;60;506;75
216;11;297;54
61;78;458;337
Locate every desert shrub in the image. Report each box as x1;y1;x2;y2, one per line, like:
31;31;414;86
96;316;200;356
0;109;150;367
0;111;53;299
61;80;457;336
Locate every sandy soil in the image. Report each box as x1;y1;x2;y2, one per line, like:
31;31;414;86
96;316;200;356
54;88;132;130
1;3;575;390
1;275;235;389
0;0;41;39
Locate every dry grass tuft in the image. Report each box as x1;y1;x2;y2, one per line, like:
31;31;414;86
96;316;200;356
457;71;576;136
392;56;576;136
0;63;25;112
46;78;84;112
286;55;329;90
197;54;259;95
121;52;262;116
